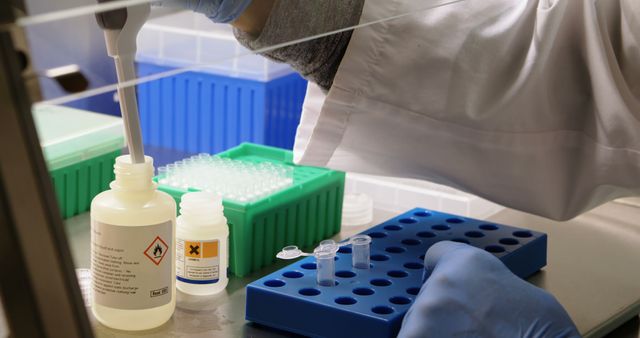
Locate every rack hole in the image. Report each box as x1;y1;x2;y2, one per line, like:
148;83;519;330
385;246;406;254
465;231;485;238
368;232;387;238
404;262;424;270
336;270;356;278
406;287;421;295
432;224;450;231
399;218;417;224
387;270;409;278
499;238;519;245
264;280;285;287
414;211;431;217
417;231;436;238
370;279;392;287
389;296;412;305
486;245;506;253
513;231;533;238
451;238;470;244
384;225;403;231
372;306;394;315
479;224;499;230
338;246;352;254
446;218;465;224
301;263;317;270
282;271;303;279
419;254;425;260
299;288;321;296
371;254;390;261
353;287;375;296
335;297;357;305
401;239;421;246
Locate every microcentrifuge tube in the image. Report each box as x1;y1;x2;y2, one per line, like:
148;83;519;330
351;235;372;269
314;244;337;287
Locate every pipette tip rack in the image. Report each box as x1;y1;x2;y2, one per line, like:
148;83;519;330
156;143;345;277
157;153;294;203
246;208;547;338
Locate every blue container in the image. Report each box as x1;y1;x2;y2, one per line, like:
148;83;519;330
136;62;307;154
246;208;547;338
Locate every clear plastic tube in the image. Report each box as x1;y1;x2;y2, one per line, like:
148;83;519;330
351;235;372;269
276;237;370;286
314;244;337;287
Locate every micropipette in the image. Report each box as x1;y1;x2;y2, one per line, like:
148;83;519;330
95;1;149;163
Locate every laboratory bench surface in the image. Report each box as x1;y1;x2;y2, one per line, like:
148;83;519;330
61;201;640;338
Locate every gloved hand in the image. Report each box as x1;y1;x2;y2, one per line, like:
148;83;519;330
155;0;252;23
398;241;581;338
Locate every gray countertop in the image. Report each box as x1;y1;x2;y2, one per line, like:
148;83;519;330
62;201;640;338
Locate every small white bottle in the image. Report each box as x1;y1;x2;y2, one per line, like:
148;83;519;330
176;192;229;296
90;155;176;331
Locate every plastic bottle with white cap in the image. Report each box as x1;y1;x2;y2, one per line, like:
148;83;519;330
176;192;229;296
90;155;176;331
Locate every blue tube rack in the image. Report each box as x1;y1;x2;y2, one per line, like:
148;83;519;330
136;63;307;154
245;208;547;338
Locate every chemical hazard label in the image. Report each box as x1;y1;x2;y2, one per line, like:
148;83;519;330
177;239;220;284
92;220;173;310
184;240;218;259
144;236;168;266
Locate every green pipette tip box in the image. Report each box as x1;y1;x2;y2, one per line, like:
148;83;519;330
33;105;124;219
156;143;345;277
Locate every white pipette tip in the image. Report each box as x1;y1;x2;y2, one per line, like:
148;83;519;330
159;154;294;203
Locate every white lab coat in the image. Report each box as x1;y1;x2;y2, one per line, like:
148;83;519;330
293;0;640;221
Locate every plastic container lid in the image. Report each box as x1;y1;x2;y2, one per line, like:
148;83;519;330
136;11;295;81
341;193;374;226
33;104;124;171
345;173;504;219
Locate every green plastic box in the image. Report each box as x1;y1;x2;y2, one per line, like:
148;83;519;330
33;105;124;219
157;143;345;277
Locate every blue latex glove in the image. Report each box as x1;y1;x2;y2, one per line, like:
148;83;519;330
156;0;252;23
398;241;581;338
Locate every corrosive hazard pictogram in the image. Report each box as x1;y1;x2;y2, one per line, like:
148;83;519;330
144;236;169;266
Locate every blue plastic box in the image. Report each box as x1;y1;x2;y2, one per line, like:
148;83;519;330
135;12;307;153
137;63;306;153
246;208;547;338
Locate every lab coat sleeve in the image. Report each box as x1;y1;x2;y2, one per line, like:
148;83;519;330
292;0;640;220
233;0;364;90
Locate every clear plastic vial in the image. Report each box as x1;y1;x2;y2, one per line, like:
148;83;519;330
351;235;372;269
90;155;176;331
314;243;337;287
176;192;229;296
